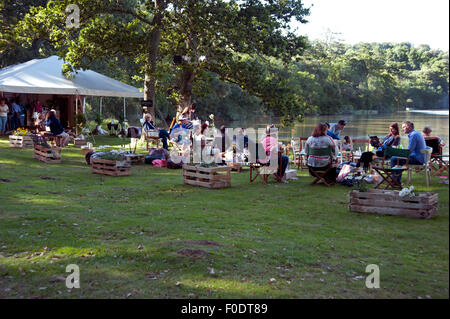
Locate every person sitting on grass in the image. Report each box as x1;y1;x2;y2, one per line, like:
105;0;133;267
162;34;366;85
46;110;70;147
305;123;338;184
390;121;426;183
142;113;170;150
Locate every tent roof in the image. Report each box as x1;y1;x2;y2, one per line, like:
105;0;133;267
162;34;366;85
0;56;143;98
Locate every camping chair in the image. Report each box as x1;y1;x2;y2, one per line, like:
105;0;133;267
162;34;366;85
306;146;336;186
290;137;308;170
143;129;162;150
425;137;449;176
248;140;283;184
407;148;433;187
372;147;409;189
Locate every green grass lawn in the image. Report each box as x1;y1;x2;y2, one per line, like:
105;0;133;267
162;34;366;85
0;136;448;299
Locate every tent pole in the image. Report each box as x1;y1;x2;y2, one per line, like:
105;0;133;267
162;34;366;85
100;97;103;115
123;97;126;121
82;97;86;114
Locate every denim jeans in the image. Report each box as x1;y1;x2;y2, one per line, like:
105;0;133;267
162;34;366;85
278;155;289;177
159;129;170;149
390;155;424;182
0;116;7;133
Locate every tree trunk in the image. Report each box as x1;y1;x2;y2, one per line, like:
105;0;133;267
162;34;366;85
143;0;165;121
178;68;195;115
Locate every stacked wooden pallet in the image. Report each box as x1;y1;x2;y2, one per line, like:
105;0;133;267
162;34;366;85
33;145;62;164
349;189;438;219
9;135;34;148
183;165;231;189
91;158;131;176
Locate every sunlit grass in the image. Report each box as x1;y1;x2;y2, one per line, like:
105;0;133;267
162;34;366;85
0;136;448;299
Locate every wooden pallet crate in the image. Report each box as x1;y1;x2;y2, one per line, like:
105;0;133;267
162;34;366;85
33;144;62;164
349;189;438;219
9;135;34;148
183;164;231;189
91;158;131;176
73;139;87;147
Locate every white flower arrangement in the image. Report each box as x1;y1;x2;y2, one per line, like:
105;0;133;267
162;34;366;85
399;186;415;198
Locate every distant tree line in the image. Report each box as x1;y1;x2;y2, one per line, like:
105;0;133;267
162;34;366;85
1;1;448;127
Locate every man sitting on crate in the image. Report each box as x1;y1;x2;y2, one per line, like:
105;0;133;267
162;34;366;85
142;113;170;150
45;110;70;147
390;121;426;183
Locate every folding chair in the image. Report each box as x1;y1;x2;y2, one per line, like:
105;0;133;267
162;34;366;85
425;137;449;176
407;148;432;187
372;147;409;189
143;129;162;150
306;146;336;186
248;141;283;184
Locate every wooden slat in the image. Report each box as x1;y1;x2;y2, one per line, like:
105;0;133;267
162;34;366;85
184;178;230;189
91;158;130;176
351;189;437;204
183;165;231;189
9;136;34;148
350;197;435;210
349;204;435;219
183;165;231;173
349;189;438;219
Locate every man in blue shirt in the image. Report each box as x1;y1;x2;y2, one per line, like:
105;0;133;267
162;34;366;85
390;121;426;182
325;122;340;140
11;99;22;130
329;120;347;139
170;117;190;144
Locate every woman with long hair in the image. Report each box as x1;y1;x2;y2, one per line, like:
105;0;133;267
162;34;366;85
383;122;401;148
305;123;338;183
375;122;401;157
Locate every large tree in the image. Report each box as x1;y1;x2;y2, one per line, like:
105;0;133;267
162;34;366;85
16;0;310;119
0;0;49;68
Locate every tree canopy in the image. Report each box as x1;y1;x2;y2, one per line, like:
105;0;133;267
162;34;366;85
15;0;310;120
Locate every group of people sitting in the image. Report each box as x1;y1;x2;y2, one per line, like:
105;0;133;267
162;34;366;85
304;119;446;185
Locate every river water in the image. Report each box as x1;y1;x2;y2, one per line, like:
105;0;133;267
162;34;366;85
222;110;450;154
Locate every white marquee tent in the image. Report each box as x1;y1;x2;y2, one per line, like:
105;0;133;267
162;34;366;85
0;56;144;127
0;55;143;98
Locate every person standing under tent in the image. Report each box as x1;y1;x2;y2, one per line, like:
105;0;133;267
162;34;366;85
0;97;9;135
